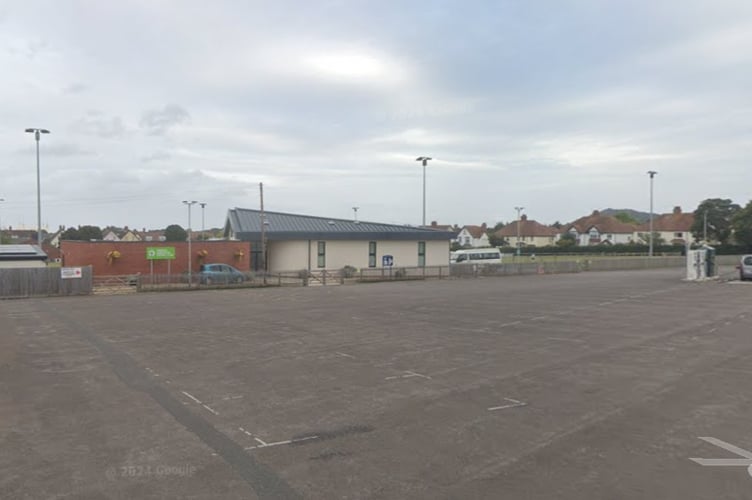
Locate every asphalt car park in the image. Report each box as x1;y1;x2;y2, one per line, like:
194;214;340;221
2;268;752;499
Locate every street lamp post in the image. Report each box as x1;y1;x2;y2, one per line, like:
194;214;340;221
0;198;4;244
416;157;432;226
182;200;198;285
647;171;658;257
199;202;207;240
514;206;525;257
25;128;50;246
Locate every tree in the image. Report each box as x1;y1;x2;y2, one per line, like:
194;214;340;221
691;198;741;244
732;200;752;248
488;233;508;247
60;225;103;240
60;227;81;240
492;221;506;232
614;212;638;224
164;224;188;242
556;232;576;247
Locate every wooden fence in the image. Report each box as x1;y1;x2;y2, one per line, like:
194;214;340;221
0;266;93;298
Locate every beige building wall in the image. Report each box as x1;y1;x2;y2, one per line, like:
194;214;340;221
266;239;450;272
0;261;47;268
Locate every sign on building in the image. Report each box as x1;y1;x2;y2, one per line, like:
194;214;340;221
146;247;176;260
382;255;394;267
60;267;83;279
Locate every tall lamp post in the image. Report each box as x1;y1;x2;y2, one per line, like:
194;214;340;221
416;157;432;226
647;171;658;257
0;198;5;244
25;128;50;246
182;200;198;285
514;206;525;257
199;202;207;240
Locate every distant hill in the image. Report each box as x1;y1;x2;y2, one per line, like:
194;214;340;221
600;208;651;224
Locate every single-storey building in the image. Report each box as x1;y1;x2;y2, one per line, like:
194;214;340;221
0;245;48;268
224;208;455;272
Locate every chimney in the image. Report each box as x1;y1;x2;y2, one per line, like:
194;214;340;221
521;215;528;221
592;210;600;216
673;206;681;215
431;221;437;227
481;222;487;230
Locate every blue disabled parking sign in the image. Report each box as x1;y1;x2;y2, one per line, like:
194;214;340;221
382;255;394;267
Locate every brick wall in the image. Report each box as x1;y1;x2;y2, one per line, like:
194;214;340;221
60;240;252;276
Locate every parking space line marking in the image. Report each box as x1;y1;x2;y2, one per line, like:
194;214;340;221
385;370;432;380
202;404;219;415
335;351;355;359
181;391;202;404
222;395;244;401
499;321;522;328
531;316;548;321
244;435;319;450
488;398;527;411
709;328;718;333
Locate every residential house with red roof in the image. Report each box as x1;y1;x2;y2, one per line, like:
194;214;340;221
635;206;695;245
564;210;637;246
456;224;490;248
494;215;558;247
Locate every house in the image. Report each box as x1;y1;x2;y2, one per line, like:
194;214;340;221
456;224;490;248
224;208;455;272
119;227;141;241
3;227;43;245
635;206;695;245
0;244;48;268
102;229;120;241
494;215;558;247
564;210;637;246
140;229;166;242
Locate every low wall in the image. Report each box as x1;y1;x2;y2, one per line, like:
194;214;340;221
0;266;93;298
61;240;252;277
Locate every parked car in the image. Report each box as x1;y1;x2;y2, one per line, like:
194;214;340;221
199;263;246;284
738;255;752;281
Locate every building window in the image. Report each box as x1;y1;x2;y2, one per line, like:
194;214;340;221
418;241;426;267
368;241;377;268
317;241;326;268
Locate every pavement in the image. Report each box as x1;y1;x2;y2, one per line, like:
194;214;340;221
2;268;752;499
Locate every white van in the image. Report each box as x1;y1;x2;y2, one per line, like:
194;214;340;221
451;248;503;264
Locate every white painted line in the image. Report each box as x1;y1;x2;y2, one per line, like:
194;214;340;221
222;395;244;401
598;302;613;306
254;437;268;446
385;370;432;381
488;398;527;411
202;404;219;416
531;316;548;321
244;435;319;450
499;321;522;328
181;391;202;404
335;351;355;359
709;328;718;333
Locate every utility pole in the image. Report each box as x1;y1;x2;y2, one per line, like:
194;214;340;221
647;171;658;257
25;128;50;246
259;182;266;280
514;206;525;257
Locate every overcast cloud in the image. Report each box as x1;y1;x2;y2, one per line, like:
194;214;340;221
1;1;751;231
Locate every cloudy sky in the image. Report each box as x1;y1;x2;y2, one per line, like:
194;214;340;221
1;1;751;232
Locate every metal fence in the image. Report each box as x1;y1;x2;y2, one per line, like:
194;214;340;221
134;272;307;291
0;266;93;298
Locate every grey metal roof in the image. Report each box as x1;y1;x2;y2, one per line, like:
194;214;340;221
226;208;455;241
0;244;48;260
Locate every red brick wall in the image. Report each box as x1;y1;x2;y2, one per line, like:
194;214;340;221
60;240;252;276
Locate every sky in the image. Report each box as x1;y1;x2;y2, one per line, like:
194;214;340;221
1;0;751;232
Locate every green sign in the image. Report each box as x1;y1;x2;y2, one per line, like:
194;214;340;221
146;247;176;260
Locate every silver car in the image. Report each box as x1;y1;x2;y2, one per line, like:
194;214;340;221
739;255;752;281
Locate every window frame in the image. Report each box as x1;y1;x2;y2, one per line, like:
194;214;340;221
317;241;326;268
